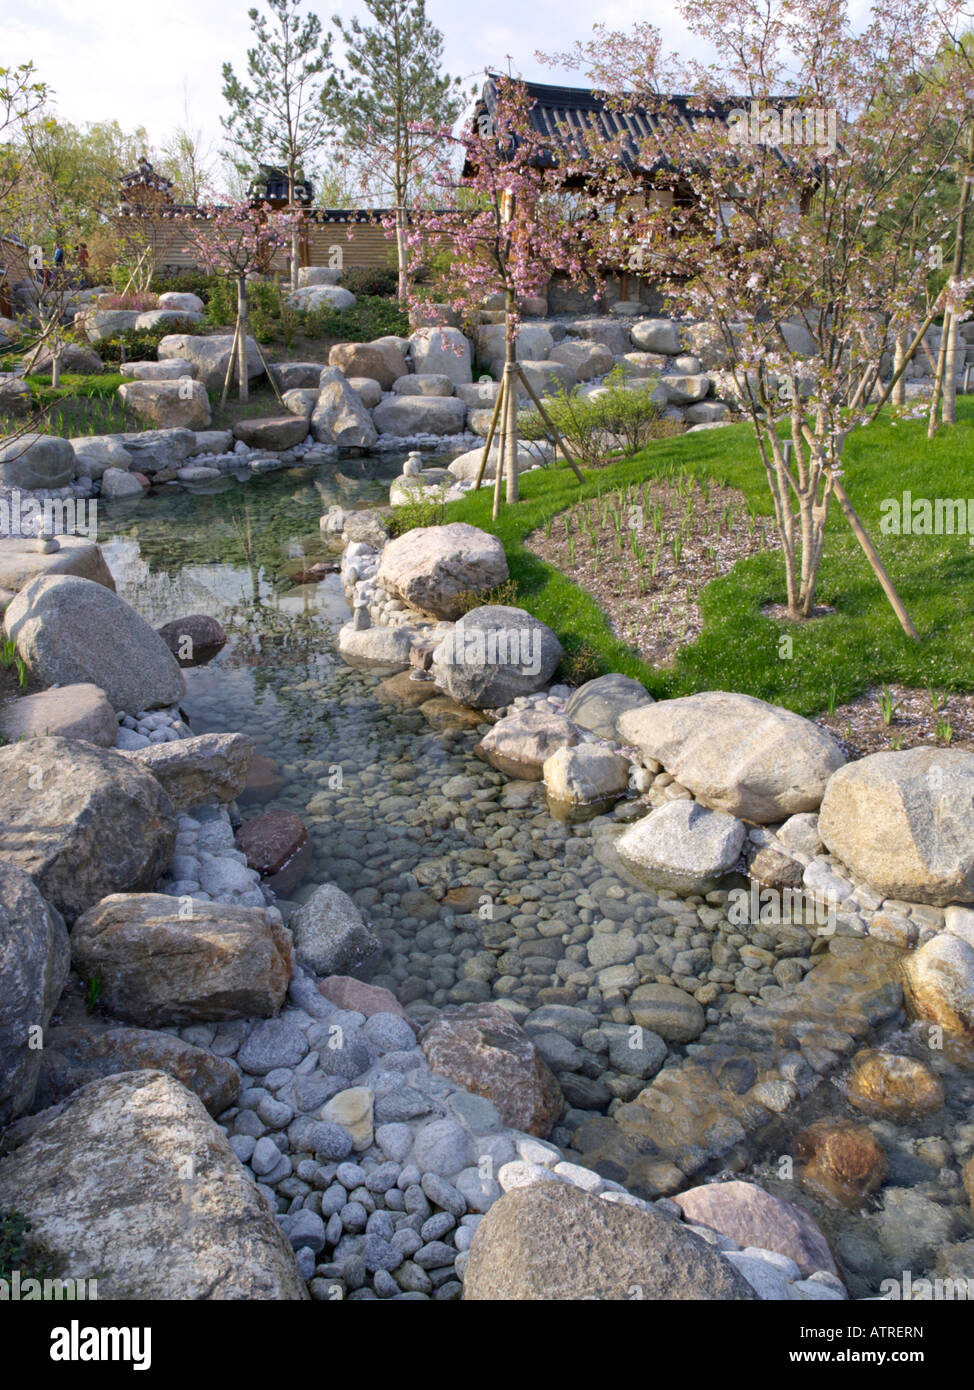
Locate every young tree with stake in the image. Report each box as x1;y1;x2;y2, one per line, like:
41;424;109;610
183;203;298;402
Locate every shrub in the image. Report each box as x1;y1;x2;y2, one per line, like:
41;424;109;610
343;265;399;298
387;493;448;535
520;367;679;467
302;294;409;343
0;1209;53;1283
557;639;606;686
452;577;521;614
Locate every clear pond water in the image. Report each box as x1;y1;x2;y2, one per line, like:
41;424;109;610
92;457;974;1300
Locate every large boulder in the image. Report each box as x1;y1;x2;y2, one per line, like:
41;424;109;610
288;284;355;311
672;1181;839;1278
475;708;580;780
117;379;211;430
475;322;552;371
0;1071;308;1299
71;894;293;1026
329;341;407;390
71;434;134;479
0;434;75;489
548;339;614;382
25;342;103;375
289;882;381;979
616;799;746;892
372;395;466;436
565;672;654;740
298;266;342;287
376;522;508;620
618;691;846;823
119;358;198;381
564;317;632;355
420;1002;563;1136
312;366;378;449
34;1019;240;1117
119;427;198;474
0;864;69;1125
158;333;262;392
0;682;117;747
630;318;682;354
447;445;536;482
134;309;203;333
232;415;308;450
433;604;562;708
818;749;974;905
660;374;711;405
157;291;205;314
5;574;185;712
0;535;115;594
393;373;454;396
410;326;473;384
81;308;141;343
515;360;576;399
464;1182;759;1300
119;733;254;812
267;361;326;391
0;738;177;922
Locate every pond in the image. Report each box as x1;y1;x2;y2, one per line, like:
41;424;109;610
91;455;974;1299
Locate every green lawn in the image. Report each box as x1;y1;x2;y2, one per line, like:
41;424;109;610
440;401;974;717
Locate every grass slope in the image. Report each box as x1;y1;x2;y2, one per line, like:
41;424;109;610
440;401;974;717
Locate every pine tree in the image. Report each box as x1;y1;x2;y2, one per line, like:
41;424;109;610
222;0;332;289
326;0;468;300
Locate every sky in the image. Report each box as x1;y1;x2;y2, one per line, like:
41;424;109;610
1;0;702;163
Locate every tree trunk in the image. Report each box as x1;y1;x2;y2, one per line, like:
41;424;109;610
288;167;300;293
928;118;974;437
928;313;951;440
891;330;907;406
237;277;249;404
943;312;960;425
51;350;61;390
504;290;519;505
395;205;408;304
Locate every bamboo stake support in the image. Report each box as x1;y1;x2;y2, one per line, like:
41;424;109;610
250;336;288;411
492;374;509;521
514;364;584;482
473;378;507;490
219;317;242;410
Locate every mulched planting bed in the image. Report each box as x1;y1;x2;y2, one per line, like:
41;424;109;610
815;682;974;758
525;473;779;667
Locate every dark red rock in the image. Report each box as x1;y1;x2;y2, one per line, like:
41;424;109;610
158;614;227;667
319;975;418;1032
236;809;311;895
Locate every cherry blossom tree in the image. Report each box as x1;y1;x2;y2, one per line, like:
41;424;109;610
547;0;971;631
183;202;299;400
403;78;613;508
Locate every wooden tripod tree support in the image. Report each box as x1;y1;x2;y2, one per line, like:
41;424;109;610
794;427;919;639
219;316;242;411
472;360;585;507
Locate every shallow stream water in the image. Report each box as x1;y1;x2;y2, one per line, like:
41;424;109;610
93;458;974;1300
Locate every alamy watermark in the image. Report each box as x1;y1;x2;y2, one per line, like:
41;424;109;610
0;489;98;539
436;618;542;677
0;1269;97;1300
880;491;974;542
726;883;838;934
727;102;837;156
